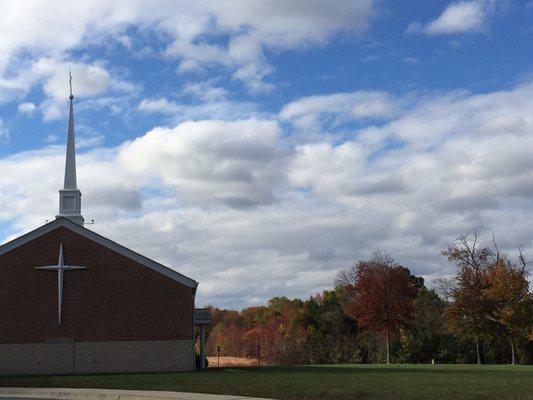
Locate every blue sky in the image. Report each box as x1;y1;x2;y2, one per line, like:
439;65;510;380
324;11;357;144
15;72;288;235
0;0;532;308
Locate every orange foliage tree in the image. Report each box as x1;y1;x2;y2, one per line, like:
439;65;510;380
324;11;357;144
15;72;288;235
442;231;496;365
345;251;416;364
485;251;533;364
206;297;309;365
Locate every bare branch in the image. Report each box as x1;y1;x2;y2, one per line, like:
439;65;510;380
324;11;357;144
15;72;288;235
491;233;500;263
432;278;456;302
517;245;529;274
335;262;358;286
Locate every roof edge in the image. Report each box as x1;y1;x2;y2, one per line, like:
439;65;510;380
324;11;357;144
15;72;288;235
0;218;198;289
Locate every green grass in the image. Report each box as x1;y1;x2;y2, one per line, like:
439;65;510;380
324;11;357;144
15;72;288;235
0;364;532;400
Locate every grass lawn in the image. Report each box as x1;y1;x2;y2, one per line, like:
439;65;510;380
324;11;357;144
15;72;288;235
0;364;532;400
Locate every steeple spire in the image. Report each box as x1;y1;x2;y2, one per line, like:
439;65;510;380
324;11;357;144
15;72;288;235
56;71;84;225
64;70;77;189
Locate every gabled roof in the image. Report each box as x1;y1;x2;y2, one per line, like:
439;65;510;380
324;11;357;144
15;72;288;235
0;217;198;289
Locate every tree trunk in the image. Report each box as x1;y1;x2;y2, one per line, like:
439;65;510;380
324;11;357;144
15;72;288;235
386;330;390;365
373;332;377;364
475;335;481;365
510;336;516;365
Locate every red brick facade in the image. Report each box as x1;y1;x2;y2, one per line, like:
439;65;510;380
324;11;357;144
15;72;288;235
0;226;194;344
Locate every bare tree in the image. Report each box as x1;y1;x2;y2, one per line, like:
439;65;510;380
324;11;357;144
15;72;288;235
432;277;456;302
336;250;396;287
335;262;358;286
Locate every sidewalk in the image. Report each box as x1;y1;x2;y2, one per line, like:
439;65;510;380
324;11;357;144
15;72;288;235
0;388;272;400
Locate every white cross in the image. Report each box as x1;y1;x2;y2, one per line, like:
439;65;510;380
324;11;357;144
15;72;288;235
35;243;86;324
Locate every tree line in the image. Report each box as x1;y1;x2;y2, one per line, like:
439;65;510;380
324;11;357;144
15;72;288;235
205;232;533;365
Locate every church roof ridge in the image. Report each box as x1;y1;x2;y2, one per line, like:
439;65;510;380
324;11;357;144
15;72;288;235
0;218;198;289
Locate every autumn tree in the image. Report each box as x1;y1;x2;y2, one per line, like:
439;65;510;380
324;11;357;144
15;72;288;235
485;249;533;364
206;308;244;357
343;251;416;364
259;297;303;364
442;231;496;364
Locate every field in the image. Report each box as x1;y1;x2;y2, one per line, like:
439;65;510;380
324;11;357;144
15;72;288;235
0;364;532;400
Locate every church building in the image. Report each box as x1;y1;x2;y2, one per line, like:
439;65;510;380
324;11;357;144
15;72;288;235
0;77;210;376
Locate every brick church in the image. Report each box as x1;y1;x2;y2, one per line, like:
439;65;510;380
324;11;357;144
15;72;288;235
0;77;211;376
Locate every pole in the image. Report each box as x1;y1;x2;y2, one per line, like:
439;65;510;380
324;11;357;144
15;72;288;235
386;330;390;365
217;345;220;367
200;325;206;369
257;344;261;367
475;335;481;365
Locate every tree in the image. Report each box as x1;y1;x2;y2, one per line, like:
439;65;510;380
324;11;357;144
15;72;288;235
485;249;533;364
344;251;416;364
302;287;359;364
443;231;499;364
432;277;456;302
402;288;446;363
206;308;244;357
336;262;358;286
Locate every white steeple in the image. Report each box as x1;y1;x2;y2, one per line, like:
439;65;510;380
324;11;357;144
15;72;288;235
56;71;84;225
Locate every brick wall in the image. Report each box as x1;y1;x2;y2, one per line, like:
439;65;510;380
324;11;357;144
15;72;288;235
0;226;194;344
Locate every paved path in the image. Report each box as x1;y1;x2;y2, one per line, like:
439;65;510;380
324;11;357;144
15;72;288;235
0;388;272;400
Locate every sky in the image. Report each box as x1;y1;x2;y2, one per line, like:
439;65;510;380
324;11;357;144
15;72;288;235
0;0;532;309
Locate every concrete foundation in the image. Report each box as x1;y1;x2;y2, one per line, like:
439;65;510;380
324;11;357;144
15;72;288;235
0;339;193;376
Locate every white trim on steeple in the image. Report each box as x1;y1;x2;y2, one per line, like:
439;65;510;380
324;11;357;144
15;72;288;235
57;71;83;225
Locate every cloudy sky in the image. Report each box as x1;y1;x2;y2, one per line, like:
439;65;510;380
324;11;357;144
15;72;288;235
0;0;532;308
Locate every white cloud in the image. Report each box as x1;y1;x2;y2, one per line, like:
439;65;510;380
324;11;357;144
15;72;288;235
0;1;377;97
17;102;36;115
43;61;110;100
44;134;59;143
2;82;533;308
118;119;287;208
182;81;228;103
138;96;264;123
407;0;498;35
36;59;136;121
164;0;376;90
0;57;134;120
402;56;418;65
280;91;407;135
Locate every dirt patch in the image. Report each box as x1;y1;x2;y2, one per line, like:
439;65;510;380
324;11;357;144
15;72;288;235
207;356;265;367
